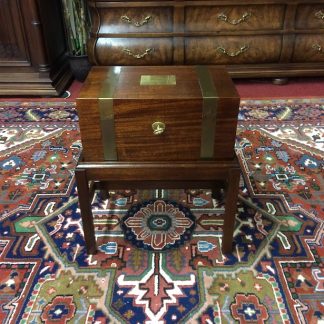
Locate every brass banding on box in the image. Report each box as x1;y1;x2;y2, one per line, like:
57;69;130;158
99;68;120;160
196;66;218;159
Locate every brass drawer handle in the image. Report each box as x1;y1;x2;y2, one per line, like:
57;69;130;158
122;48;154;59
312;44;323;53
217;12;251;25
152;121;165;135
121;15;152;27
217;45;249;57
314;10;324;20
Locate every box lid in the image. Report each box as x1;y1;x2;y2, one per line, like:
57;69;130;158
78;65;239;101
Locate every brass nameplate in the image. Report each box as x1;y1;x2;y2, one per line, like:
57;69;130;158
140;75;176;85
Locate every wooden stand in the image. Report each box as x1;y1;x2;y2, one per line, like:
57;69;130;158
75;158;240;255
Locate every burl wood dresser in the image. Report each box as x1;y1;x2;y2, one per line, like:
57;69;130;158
87;0;324;79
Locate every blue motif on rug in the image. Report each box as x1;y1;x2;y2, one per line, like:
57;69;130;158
121;199;196;251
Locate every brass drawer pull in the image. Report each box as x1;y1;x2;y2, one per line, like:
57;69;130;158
217;45;249;57
217;12;251;25
122;48;154;59
314;10;324;20
152;121;165;135
312;44;323;53
121;15;152;27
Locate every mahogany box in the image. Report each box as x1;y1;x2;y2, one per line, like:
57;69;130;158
76;66;240;162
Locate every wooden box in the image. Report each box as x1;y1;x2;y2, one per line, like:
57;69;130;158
77;66;240;162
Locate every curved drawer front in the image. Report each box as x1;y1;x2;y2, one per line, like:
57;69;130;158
96;7;173;33
295;5;324;29
185;36;282;64
93;38;174;65
185;4;285;32
292;35;324;62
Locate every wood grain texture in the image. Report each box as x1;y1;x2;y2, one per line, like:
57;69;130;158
292;35;324;62
96;7;173;33
77;159;241;181
295;4;324;29
114;98;203;160
184;36;282;64
184;4;285;32
87;0;324;78
95;38;174;65
77;66;240;162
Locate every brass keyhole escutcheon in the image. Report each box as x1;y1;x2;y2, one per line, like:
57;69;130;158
152;121;165;135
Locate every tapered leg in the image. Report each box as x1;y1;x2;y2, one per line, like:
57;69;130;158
222;166;241;254
75;167;97;254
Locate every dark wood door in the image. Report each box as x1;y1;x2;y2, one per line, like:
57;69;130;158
0;0;72;96
0;0;30;67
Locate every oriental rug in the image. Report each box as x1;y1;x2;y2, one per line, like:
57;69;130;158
0;99;323;323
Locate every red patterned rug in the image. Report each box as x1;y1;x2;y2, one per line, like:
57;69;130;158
0;99;323;323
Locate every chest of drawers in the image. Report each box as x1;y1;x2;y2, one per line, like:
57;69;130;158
87;0;324;78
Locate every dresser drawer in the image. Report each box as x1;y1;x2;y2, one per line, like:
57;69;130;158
93;38;174;65
292;34;324;62
96;7;173;33
185;36;282;64
295;5;324;29
185;4;285;32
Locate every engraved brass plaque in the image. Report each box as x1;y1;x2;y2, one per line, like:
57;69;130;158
140;75;176;85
